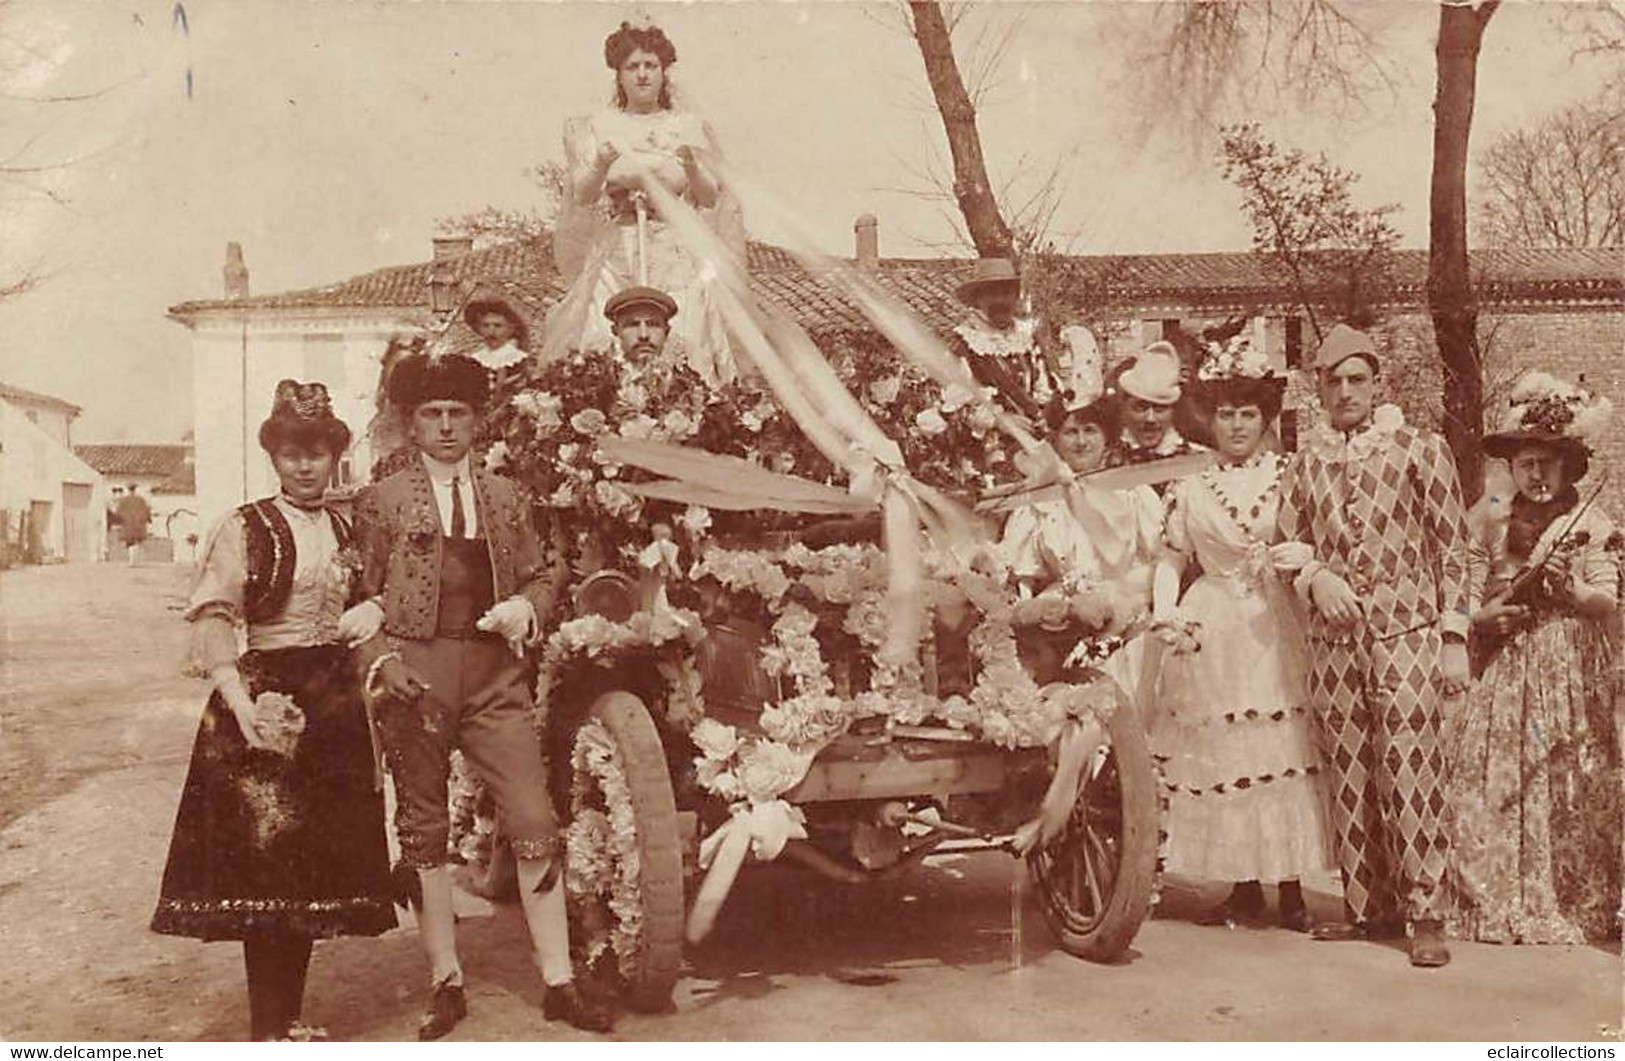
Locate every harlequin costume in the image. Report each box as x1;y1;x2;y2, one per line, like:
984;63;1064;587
152;381;395;1041
350;352;611;1036
1275;326;1471;940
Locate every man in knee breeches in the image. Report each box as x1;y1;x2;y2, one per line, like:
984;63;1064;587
1275;325;1472;969
350;352;612;1037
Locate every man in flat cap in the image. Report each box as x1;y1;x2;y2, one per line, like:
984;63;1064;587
1115;341;1205;466
349;352;612;1036
603;284;679;368
1275;323;1470;969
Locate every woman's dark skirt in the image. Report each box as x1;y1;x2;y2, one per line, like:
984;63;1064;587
151;644;397;941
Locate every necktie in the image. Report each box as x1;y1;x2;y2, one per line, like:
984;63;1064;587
449;476;466;539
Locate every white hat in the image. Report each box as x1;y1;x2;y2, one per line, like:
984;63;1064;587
1117;342;1182;405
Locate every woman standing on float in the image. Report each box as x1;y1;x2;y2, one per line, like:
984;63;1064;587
543;20;744;386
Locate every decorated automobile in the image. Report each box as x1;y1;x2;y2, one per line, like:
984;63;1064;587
440;308;1169;1012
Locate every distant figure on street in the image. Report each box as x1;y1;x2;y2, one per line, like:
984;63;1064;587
115;486;152;565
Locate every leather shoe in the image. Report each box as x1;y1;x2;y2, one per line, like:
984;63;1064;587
1278;902;1312;933
543;981;615;1034
1409;920;1451;968
1308;919;1364;941
417;980;467;1041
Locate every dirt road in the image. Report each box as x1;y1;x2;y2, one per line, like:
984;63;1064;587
1;564;1619;1041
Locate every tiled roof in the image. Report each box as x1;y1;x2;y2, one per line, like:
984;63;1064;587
0;381;82;416
74;443;192;479
169;237;1622;339
152;463;196;496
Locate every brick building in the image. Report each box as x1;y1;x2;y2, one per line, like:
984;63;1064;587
169;229;1622;528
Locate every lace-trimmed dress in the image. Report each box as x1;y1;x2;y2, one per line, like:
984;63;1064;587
1450;498;1624;943
151;497;396;941
1153;458;1334;883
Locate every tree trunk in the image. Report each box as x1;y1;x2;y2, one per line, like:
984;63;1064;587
1428;0;1498;504
908;0;1014;259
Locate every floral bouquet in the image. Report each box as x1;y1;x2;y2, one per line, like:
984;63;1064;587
252;691;306;758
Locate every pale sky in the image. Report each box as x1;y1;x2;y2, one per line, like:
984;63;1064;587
0;0;1614;442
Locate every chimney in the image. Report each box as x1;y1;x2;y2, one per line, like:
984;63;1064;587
854;214;879;271
433;235;474;261
223;242;249;299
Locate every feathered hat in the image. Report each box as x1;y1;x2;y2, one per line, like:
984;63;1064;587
1483;371;1612;470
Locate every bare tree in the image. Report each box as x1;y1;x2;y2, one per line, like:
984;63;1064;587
1428;0;1500;501
1219;123;1402;343
435;162;567;247
1121;0;1500;501
903;0;1013;259
1476;92;1624;248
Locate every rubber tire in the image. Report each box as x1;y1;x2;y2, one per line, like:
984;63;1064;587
1029;690;1160;962
581;691;685;1012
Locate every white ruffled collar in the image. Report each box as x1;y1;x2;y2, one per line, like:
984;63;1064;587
1304;403;1405;462
955;314;1038;357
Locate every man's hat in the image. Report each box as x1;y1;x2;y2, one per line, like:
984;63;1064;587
463;292;530;348
386;352;490;411
954;258;1021;305
603;285;678;324
1116;342;1183;406
1313;324;1381;373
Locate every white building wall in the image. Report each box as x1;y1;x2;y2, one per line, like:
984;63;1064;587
0;402;107;561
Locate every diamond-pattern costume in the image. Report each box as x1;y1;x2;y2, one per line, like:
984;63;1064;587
1276;405;1471;923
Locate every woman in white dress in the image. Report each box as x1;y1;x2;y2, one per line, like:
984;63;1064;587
1150;342;1331;930
1000;394;1163;638
542;20;744;386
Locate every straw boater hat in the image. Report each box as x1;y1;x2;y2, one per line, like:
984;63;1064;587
603;285;678;324
1482;372;1613;480
955;258;1021;306
387;352;490;412
1116;341;1183;406
462;292;530;349
1312;324;1381;373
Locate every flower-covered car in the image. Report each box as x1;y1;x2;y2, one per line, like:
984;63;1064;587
453;335;1163;1012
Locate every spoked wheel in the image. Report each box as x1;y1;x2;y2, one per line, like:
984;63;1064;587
1028;692;1160;962
563;691;685;1012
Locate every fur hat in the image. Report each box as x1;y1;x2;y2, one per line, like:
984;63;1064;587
386;353;490;411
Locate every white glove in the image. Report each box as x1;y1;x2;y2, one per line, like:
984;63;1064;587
337;599;384;646
212;666;271;751
477;597;537;657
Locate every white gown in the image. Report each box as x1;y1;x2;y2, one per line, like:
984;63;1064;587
543;107;745;386
1154;456;1334;883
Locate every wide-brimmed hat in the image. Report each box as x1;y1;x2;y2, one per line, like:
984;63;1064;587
954;258;1021;305
387;352;490;411
1117;342;1183;406
603;285;678;324
463;293;530;348
1483;371;1612;465
1313;324;1380;373
259;379;351;452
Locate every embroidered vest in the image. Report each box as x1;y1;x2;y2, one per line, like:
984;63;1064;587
240;499;353;624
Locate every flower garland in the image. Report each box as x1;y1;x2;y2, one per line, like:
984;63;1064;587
564;719;645;980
